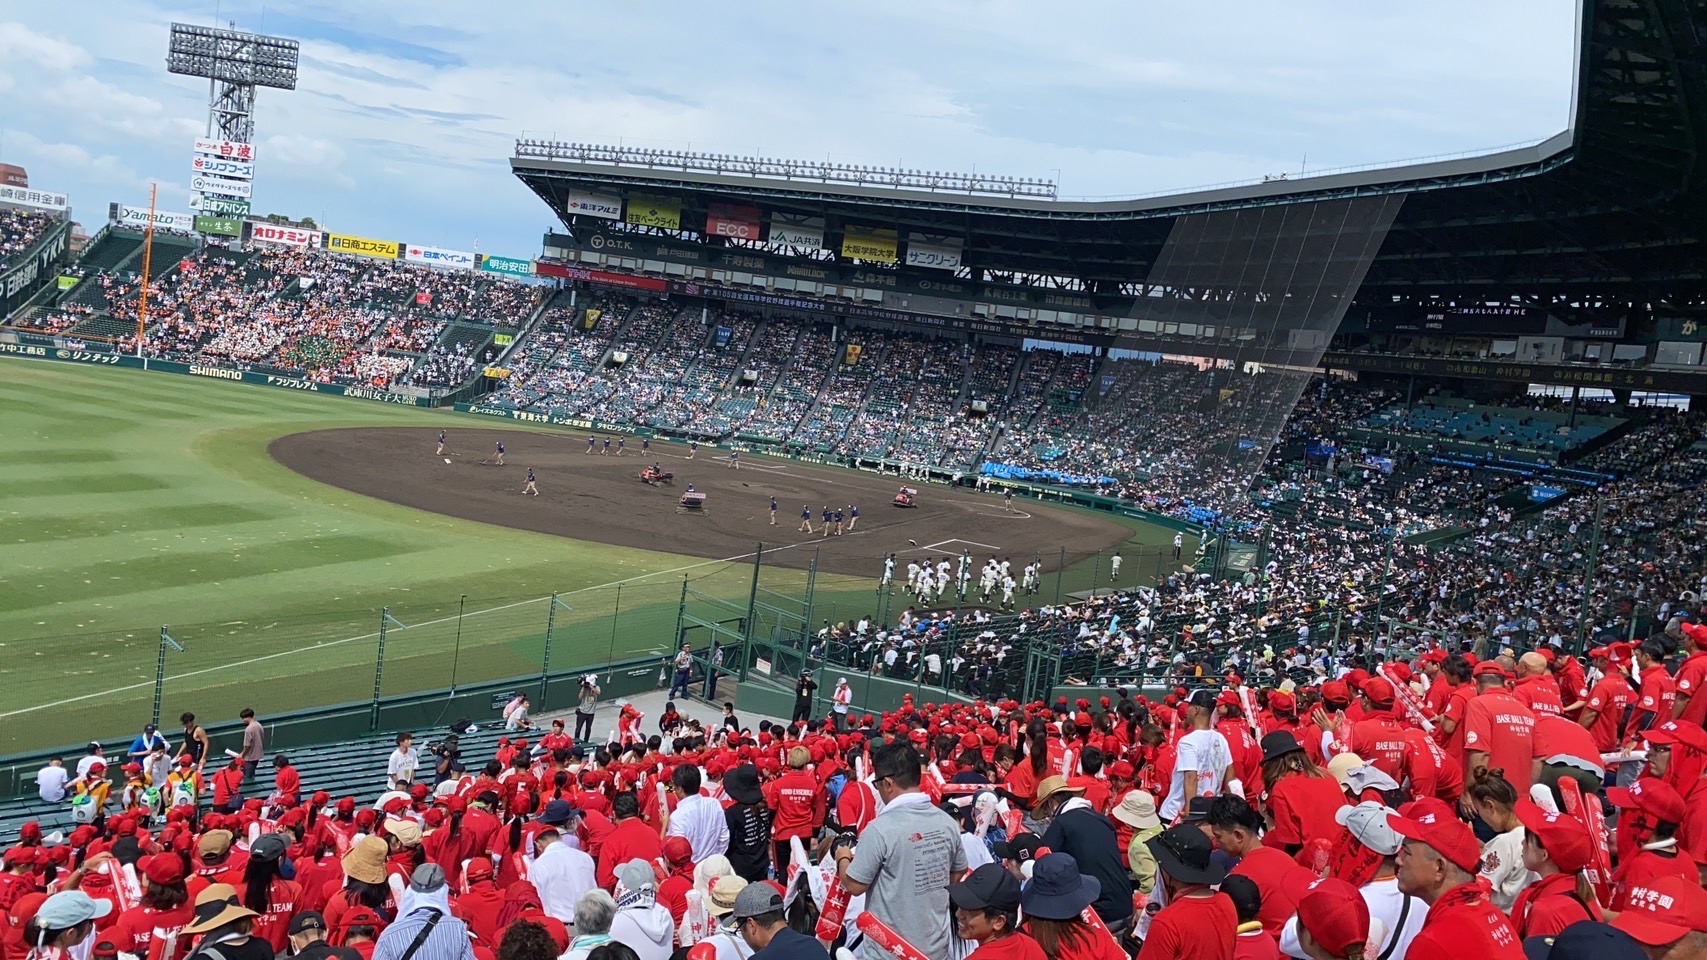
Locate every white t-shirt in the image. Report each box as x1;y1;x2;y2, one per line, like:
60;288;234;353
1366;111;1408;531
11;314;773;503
1161;728;1232;820
1480;826;1538;913
36;765;69;803
387;747;418;784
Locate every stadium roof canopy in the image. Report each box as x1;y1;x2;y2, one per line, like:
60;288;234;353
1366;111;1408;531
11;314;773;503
514;0;1705;314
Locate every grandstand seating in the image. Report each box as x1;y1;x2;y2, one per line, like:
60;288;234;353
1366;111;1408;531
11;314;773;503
1354;396;1621;454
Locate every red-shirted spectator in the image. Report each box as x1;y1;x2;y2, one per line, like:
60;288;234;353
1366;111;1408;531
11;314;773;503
1673;622;1707;724
1388;798;1524;959
594;792;662;891
656;837;694;930
1511;654;1564;718
1462;662;1537;792
106;854;195;960
1644;720;1707;863
1580;647;1636;752
1508;799;1598;939
1130;827;1236;960
1606;777;1697;910
1257;732;1349;853
210;759;244;814
763;746;825;871
1207;796;1318;939
271;755;300;809
1631;639;1678;747
450;858;503;945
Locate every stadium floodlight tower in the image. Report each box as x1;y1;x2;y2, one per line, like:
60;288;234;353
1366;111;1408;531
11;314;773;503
166;22;299;143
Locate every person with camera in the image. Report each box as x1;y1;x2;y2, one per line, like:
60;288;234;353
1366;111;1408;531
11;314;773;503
575;676;601;742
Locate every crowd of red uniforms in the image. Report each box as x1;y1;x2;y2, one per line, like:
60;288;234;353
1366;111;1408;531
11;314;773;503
6;633;1707;960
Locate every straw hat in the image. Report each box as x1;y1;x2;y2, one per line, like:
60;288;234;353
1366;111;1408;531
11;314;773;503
341;835;388;886
707;876;749;917
181;883;259;935
1033;776;1085;807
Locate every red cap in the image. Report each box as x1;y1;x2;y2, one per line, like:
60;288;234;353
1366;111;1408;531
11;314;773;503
1320;681;1352;706
1607;777;1688;824
1644;720;1707;753
1537;647;1557;662
1418;649;1447;664
1360;677;1396;705
1387;800;1481;874
1268;691;1296;712
409;783;430;801
143;852;185;886
1296;878;1370;956
336;796;356;813
464;858;493;882
1611;875;1707;945
277;808;306;828
176;755;194;767
1385;662;1413;684
1106;760;1135;780
662;836;693;866
1215;690;1241;707
344;907;384;926
441;795;467;814
1513;799;1592;873
1472;660;1508;679
2;848;37;868
1606;642;1634;666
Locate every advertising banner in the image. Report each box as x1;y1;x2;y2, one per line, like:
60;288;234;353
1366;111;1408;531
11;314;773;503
905;234;964;272
840;226;899;264
114;206;197;232
624;195;681;230
478;254;534;278
193;138;256;161
705;203;762;240
191;174;252;198
191;156;255;180
57;275;79;290
191;195;252;217
533;261;668;292
768;214;823;250
326;233;399;259
0;221;69;317
248;222;321;247
193;215;242;237
0;185;69;211
565;189;622;220
403;243;475;270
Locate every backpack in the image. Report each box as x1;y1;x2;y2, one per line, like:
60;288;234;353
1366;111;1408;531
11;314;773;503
70;793;96;824
171;778;196;809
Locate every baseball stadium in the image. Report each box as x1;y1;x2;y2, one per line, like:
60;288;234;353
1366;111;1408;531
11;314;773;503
0;1;1704;928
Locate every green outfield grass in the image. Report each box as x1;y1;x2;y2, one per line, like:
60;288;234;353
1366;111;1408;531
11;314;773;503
0;358;1177;755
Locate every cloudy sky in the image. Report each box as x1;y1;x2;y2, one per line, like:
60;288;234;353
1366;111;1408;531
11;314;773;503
1;2;1577;256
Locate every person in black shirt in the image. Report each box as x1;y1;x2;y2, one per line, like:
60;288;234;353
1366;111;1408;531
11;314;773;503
1035;775;1135;939
286;912;359;960
729;885;829;960
792;674;818;723
722;764;773;883
721;702;741;734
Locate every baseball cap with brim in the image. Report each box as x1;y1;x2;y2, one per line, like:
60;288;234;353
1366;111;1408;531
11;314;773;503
991;833;1046;864
181;884;259;935
949;864;1022;913
537;799;577;826
1528;920;1649;959
1514;799;1592;873
1607;777;1688;825
1334;802;1402;857
1610;874;1707;945
1260;731;1305;765
1032;776;1085;807
34;891;112;930
287;912;329;936
1020;853;1101;920
1112;790;1160;830
1644;720;1707;753
729;883;785;921
1387;807;1481;874
1145;825;1224;886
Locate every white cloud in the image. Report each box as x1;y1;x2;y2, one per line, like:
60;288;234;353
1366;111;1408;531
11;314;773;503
0;0;1576;251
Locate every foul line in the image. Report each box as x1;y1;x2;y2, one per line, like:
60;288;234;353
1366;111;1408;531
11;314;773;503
0;540;818;721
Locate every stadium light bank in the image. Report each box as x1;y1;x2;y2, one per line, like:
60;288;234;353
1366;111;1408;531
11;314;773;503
513;140;1059;200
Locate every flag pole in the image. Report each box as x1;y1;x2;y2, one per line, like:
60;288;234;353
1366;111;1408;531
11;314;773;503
134;182;157;358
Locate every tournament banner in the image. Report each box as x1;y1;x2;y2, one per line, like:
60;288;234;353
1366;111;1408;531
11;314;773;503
191;156;255;180
533;261;668;292
403;244;475;270
57;275;79;290
478;254;534;278
326;233;400;260
0;185;69;212
840;226;899;264
705;203;762;240
248;222;321;247
114;205;197;232
905;233;964;272
191;174;252;198
193;215;242;237
843;343;863;365
583;308;603;330
624;195;681;230
565;189;622;220
193;138;255;161
492;333;514;346
768;214;823;250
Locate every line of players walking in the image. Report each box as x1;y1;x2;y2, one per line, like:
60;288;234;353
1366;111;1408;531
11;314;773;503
875;552;1041;611
794;503;859;535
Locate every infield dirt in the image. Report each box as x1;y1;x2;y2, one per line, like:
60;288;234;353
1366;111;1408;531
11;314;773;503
269;427;1133;577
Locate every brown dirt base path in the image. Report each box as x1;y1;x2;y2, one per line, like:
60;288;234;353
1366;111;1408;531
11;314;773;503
267;427;1134;578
